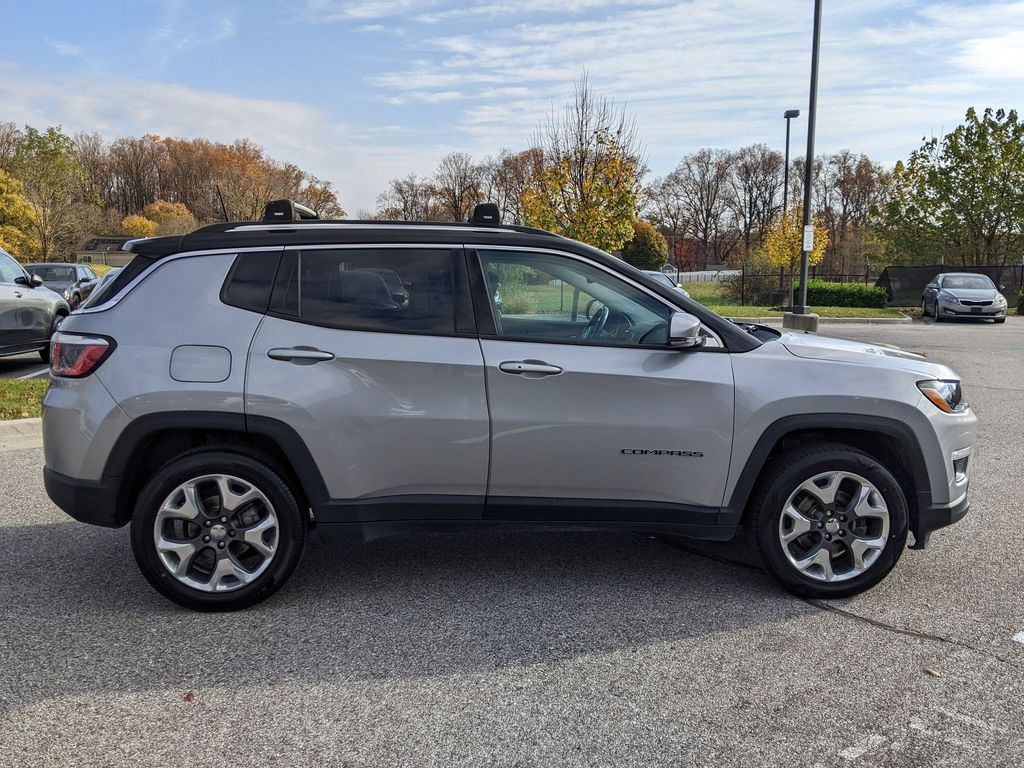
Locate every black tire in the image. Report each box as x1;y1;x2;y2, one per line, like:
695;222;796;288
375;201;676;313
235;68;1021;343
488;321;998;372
130;451;306;611
920;299;929;318
750;443;909;599
38;312;66;363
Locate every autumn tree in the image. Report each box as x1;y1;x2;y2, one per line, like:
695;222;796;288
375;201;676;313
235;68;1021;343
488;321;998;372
121;214;157;238
0;170;39;257
620;220;668;270
478;148;543;225
763;206;829;301
875;107;1024;269
523;75;642;252
11;125;97;260
0;122;20;174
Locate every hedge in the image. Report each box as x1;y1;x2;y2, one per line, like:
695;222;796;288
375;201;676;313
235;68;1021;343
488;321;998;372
794;280;888;308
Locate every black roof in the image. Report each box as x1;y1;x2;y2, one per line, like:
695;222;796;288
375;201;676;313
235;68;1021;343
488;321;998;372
128;219;568;259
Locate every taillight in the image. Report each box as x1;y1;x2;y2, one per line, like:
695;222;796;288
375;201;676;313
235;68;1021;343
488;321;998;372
50;332;115;378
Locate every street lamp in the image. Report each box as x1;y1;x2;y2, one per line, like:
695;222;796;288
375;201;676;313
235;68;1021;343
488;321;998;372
792;0;823;317
780;109;800;295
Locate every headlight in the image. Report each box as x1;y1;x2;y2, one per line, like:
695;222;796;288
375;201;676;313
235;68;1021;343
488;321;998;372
918;380;967;413
62;287;71;299
995;294;1007;305
938;291;959;304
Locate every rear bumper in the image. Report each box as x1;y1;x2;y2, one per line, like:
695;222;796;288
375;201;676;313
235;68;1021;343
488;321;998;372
910;490;969;549
43;467;122;528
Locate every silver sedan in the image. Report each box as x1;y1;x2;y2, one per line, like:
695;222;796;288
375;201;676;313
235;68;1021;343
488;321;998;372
922;273;1008;323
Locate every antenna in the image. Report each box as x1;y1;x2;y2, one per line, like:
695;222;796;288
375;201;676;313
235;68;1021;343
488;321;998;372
216;185;229;222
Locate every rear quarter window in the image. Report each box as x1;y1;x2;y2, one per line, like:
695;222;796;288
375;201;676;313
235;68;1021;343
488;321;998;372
220;251;283;313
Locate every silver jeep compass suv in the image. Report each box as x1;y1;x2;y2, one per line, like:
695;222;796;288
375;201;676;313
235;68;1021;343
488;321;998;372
42;201;976;611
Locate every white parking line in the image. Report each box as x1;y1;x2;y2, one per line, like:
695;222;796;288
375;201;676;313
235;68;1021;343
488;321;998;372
16;368;50;380
1013;631;1024;645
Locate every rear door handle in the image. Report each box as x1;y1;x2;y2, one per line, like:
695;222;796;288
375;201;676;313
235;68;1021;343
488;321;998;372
498;360;563;376
267;347;335;364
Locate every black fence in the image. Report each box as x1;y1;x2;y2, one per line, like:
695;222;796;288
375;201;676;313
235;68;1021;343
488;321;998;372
876;265;1024;305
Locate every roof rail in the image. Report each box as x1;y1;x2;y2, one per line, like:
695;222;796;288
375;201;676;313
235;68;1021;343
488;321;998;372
262;199;319;223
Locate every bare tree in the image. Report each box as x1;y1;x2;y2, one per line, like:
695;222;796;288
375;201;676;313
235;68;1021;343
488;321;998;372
0;122;20;173
433;152;481;221
376;173;441;220
643;173;689;265
673;148;740;267
728;144;784;256
478;147;543;225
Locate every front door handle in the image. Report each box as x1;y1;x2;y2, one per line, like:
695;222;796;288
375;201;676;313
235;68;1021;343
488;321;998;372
267;347;335;364
498;360;563;376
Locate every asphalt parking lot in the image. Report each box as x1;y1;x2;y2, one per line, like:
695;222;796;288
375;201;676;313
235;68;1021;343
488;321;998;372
2;318;1022;767
0;353;48;380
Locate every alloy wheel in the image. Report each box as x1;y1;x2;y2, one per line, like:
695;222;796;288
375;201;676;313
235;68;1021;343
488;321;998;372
778;470;890;582
153;474;279;592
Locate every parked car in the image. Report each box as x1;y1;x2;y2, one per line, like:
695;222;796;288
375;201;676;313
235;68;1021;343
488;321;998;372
25;263;99;310
922;273;1008;323
0;247;70;362
43;200;976;611
79;267;121;309
643;270;691;298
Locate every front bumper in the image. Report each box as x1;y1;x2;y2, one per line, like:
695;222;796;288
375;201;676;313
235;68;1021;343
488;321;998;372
44;467;122;528
938;302;1006;317
909;489;969;549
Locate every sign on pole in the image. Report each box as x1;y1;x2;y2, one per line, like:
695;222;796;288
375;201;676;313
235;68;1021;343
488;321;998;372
802;225;815;252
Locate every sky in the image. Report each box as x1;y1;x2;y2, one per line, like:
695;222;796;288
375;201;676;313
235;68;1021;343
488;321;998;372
1;0;1022;213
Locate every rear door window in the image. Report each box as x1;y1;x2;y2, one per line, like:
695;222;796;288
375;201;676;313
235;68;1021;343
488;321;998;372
270;248;462;335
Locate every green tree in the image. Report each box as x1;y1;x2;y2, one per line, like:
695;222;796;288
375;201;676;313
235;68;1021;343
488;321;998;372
875;107;1024;267
12;125;97;260
620;220;668;270
0;170;39;257
523;75;642;252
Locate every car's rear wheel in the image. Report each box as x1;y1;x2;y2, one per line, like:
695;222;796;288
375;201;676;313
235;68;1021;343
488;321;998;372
752;443;908;598
130;451;306;611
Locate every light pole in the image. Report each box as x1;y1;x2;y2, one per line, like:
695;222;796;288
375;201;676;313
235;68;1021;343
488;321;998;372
780;109;800;294
792;0;823;316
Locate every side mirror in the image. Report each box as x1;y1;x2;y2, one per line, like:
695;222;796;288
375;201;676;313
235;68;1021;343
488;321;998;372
668;311;704;349
31;274;44;287
1000;284;1006;291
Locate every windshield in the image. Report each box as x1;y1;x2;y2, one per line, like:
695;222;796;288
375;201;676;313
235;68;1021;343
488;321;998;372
942;275;994;290
645;272;677;289
28;265;76;282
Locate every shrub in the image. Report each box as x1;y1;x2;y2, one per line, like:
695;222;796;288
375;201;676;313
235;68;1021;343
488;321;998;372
620;220;668;270
794;280;888;308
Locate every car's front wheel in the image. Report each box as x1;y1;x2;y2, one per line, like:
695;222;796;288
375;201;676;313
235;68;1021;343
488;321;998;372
752;443;908;598
921;298;929;318
130;451;306;611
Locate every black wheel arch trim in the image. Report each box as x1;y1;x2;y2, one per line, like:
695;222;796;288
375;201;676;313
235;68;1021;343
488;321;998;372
723;413;933;535
99;411;332;526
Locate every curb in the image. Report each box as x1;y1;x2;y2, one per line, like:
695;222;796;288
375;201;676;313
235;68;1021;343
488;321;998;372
0;417;43;452
725;314;913;325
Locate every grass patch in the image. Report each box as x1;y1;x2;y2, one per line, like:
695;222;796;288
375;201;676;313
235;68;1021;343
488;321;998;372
83;262;116;276
0;379;48;420
706;305;907;319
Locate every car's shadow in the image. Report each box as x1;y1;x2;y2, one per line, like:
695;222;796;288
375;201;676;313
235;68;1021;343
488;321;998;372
0;521;812;713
